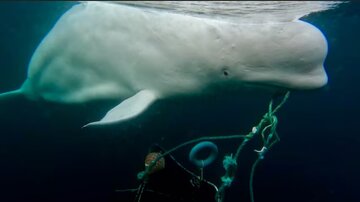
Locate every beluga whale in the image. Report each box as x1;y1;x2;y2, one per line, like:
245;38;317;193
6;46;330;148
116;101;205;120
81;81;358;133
0;1;329;128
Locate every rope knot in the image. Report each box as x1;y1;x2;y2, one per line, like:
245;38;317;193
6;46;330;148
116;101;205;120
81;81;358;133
221;155;238;187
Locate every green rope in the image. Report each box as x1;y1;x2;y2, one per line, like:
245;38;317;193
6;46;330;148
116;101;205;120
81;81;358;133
247;91;289;202
249;158;261;202
138;134;248;181
137;91;290;202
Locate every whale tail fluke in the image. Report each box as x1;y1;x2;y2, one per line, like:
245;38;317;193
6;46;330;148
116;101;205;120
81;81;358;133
0;89;24;102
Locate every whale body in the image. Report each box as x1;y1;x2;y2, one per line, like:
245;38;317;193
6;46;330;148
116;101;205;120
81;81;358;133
0;2;328;127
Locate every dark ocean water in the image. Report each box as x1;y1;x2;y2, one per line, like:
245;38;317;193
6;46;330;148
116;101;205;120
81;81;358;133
0;2;359;202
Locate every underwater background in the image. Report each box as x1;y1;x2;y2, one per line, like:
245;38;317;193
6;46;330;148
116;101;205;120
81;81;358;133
0;1;359;202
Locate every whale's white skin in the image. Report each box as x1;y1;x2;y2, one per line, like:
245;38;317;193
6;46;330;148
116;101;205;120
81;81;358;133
0;2;328;127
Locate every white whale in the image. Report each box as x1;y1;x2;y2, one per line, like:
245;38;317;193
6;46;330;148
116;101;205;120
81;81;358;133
0;2;328;127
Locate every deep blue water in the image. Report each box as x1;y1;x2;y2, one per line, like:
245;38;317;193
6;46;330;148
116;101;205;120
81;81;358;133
0;2;359;202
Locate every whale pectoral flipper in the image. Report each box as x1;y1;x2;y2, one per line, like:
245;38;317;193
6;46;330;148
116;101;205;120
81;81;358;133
82;89;157;128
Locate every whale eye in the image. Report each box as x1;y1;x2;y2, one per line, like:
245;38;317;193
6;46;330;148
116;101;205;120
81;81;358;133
222;67;230;77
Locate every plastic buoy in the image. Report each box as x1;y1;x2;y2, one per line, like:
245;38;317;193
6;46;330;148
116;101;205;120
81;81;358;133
189;141;218;168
